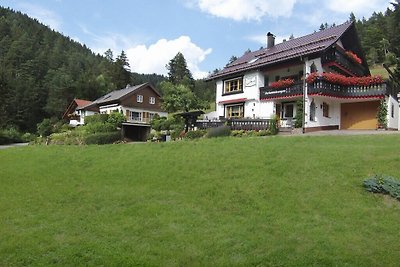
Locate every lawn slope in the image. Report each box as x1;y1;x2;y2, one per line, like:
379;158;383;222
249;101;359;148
1;135;400;266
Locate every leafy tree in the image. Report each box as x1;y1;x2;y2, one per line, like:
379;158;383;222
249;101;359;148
160;81;206;113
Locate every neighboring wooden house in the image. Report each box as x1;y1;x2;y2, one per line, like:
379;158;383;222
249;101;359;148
90;83;167;140
207;21;399;131
62;99;99;126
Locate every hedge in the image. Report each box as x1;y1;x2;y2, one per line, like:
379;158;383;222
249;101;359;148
84;131;121;145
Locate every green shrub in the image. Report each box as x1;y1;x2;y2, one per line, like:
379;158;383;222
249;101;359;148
50;131;84;145
21;133;36;142
84;122;116;134
85;114;109;125
107;112;126;127
206;125;231;138
268;115;279;135
0;128;23;144
364;175;400;201
84;131;121;145
231;130;245;137
184;130;206;139
37;118;53;137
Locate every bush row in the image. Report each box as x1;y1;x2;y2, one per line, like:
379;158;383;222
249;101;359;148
0;128;36;145
364;175;400;201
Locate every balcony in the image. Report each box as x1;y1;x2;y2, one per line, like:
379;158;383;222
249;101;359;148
126;117;151;124
260;80;389;100
260;81;304;100
308;79;388;98
322;47;367;76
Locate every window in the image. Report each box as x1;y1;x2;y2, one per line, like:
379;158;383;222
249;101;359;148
309;100;316;121
130;111;142;122
391;103;394;118
322;102;329;118
149;96;155;104
224;77;243;94
137;95;143;103
284;103;294;118
225;104;244;118
149;113;155;121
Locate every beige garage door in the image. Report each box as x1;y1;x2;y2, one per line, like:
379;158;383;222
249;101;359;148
341;101;379;129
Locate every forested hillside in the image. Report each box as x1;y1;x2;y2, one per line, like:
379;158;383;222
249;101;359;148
0;7;168;132
353;1;400;66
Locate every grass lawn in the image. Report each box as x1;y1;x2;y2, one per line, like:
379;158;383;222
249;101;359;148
1;135;400;266
370;64;393;79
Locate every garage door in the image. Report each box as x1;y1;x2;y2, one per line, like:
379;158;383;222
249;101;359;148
340;101;379;129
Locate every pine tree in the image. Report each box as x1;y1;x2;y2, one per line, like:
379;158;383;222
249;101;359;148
166;52;194;89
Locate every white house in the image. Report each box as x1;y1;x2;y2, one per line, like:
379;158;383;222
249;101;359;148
207;22;399;132
62;99;99;126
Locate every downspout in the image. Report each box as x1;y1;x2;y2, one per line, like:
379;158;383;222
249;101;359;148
302;57;308;134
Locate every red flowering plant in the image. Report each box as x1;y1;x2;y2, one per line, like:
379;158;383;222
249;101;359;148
270;78;295;89
306;72;384;87
305;72;319;84
345;51;362;65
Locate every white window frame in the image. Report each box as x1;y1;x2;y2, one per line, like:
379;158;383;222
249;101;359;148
149;96;155;104
137;95;143;103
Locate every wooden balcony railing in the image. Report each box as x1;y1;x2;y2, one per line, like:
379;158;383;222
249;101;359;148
321;47;367;76
260;81;304;99
260;80;389;100
126;117;151;124
308;79;388;98
196;118;272;131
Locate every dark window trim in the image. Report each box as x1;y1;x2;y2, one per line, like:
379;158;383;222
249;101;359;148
223;76;244;95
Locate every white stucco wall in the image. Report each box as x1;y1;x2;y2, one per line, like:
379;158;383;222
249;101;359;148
215;71;264;119
305;97;340;129
305;58;323;74
387;95;399;130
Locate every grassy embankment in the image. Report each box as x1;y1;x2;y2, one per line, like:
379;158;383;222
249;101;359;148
1;135;400;266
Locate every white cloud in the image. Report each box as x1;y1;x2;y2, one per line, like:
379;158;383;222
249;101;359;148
326;0;389;16
190;0;298;21
126;36;212;79
17;3;61;30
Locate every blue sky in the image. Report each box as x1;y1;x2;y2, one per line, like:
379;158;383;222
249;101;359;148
1;0;392;78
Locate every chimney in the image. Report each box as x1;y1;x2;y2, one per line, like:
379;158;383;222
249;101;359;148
267;32;275;49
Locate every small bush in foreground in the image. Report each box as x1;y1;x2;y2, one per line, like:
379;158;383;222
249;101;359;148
184;130;206;139
206;125;231;138
364;175;400;201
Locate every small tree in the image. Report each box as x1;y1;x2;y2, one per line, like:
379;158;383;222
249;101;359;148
294;100;303;128
161;82;206;113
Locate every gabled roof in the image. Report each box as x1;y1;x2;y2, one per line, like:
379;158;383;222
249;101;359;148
92;83;160;106
209;21;355;80
75;99;92;108
62;98;94;119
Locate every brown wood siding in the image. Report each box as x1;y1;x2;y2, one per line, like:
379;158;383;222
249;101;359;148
340;101;379;129
120;85;163;111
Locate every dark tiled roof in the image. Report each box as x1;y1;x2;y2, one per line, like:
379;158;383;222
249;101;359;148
93;83;156;106
209;22;353;80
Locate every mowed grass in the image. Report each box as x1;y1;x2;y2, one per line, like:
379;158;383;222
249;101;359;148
1;135;400;266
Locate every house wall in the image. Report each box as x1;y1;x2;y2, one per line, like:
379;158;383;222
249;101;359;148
387;95;399;130
215;71;263;119
120;86;163;112
305;96;340;129
79;110;97;125
305;58;323;74
99;104;167;121
264;65;304;84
